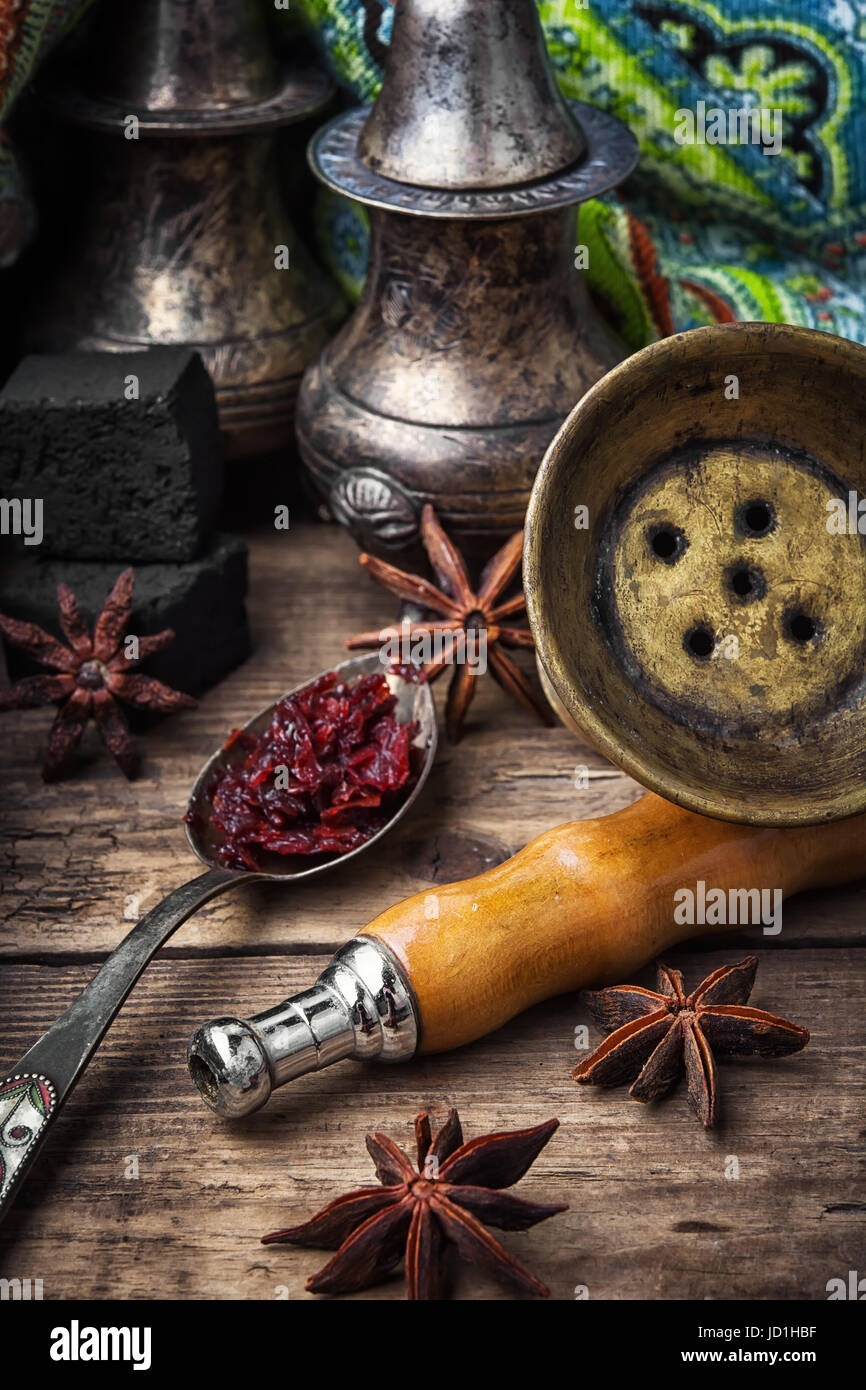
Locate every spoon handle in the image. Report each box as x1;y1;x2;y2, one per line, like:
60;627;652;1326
0;865;240;1223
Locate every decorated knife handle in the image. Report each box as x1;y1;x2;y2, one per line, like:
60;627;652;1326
0;1074;58;1217
0;867;240;1223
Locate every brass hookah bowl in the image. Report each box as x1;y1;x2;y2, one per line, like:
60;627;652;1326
296;0;638;559
26;0;345;459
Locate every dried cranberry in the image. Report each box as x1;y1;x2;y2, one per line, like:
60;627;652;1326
206;672;418;871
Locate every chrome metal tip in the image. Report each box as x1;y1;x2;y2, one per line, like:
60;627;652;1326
188;1018;272;1119
187;941;419;1121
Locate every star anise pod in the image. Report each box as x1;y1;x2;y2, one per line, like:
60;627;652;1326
573;956;810;1129
346;504;553;741
262;1108;567;1299
0;568;195;781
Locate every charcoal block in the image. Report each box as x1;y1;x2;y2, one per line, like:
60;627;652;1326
0;349;224;562
0;533;249;698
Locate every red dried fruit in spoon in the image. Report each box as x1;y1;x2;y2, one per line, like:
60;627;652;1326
202;670;418;870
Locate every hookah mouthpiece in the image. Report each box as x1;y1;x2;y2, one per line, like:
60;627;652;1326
187;938;418;1117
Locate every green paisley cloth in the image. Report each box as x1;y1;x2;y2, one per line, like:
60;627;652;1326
300;0;866;347
4;1;866;344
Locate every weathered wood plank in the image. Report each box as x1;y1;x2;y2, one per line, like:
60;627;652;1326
2;523;864;1303
0;523;643;957
1;949;863;1300
2;526;863;959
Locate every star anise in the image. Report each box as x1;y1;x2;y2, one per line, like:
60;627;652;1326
346;504;553;741
0;568;195;781
573;956;810;1129
262;1108;567;1299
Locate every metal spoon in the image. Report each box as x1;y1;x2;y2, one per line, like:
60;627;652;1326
0;653;436;1222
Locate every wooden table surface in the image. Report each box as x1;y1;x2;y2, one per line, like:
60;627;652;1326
1;522;864;1301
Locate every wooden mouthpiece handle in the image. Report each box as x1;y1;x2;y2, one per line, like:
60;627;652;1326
363;792;866;1054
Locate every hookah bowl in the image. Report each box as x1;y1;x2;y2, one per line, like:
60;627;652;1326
25;0;345;460
295;0;638;559
526;322;866;824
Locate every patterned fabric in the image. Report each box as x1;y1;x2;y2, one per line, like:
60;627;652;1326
0;0;94;265
298;0;866;345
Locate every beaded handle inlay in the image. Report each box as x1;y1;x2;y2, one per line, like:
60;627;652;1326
0;1074;57;1211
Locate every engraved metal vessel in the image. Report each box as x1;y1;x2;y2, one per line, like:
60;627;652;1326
25;0;345;459
296;0;638;558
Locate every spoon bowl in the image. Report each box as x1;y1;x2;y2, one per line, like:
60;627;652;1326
185;651;438;879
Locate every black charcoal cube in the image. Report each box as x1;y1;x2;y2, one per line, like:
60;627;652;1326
0;533;249;698
0;349;224;562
